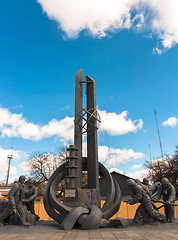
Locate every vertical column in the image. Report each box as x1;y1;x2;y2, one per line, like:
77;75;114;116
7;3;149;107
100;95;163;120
66;145;78;188
74;70;83;188
86;75;99;189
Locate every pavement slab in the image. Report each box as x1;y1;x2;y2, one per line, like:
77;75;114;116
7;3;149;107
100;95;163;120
0;220;177;240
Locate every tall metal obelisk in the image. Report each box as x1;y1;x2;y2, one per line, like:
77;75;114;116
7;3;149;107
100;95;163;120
74;70;99;190
86;75;99;189
74;70;83;188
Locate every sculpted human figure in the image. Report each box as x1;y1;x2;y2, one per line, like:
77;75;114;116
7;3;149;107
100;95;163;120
152;177;176;222
126;179;166;224
23;179;39;221
0;175;30;227
133;179;152;223
142;178;152;196
150;181;161;195
0;199;12;224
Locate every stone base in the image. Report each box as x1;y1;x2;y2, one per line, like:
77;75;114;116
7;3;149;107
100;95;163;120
77;188;100;208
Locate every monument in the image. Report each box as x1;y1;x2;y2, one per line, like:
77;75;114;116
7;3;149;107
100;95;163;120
43;70;122;229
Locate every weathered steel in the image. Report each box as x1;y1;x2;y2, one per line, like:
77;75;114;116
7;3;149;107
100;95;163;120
86;75;99;189
74;70;83;188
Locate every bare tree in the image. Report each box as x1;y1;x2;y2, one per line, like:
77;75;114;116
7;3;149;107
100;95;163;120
27;152;63;183
145;148;178;196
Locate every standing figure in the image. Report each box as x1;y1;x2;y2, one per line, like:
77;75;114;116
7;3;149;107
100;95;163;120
152;178;176;222
133;178;153;223
0;175;30;226
23;179;39;221
126;179;166;224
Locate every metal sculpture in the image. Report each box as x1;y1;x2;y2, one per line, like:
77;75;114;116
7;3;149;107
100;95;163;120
43;70;122;229
126;179;166;224
152;178;177;222
0;176;39;227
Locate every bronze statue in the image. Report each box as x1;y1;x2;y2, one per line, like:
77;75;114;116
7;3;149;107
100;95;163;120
126;179;166;224
152;178;176;222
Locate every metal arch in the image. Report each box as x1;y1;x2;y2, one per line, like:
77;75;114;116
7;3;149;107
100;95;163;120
43;158;121;224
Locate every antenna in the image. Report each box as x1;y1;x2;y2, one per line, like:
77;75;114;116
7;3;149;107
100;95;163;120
6;132;15;186
149;144;152;161
154;110;164;159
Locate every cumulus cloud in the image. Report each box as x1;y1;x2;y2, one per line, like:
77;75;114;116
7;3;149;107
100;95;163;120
109;168;124;174
162;117;178;128
130;163;143;169
37;0;178;50
109;167;148;181
82;143;144;167
99;110;143;135
98;145;144;167
127;168;148;180
0;107;74;141
0;107;143;141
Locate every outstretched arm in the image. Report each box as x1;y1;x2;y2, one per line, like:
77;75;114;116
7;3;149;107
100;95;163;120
29;187;38;202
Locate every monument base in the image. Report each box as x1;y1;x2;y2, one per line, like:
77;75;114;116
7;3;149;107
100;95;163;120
63;188;100;208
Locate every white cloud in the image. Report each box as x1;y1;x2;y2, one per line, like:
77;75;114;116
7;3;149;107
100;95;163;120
109;166;148;180
153;47;162;55
37;0;136;38
162;117;178;128
130;163;143;169
37;0;178;50
0;107;74;141
99;110;143;135
20;161;31;172
98;145;144;167
127;168;148;180
83;143;144;167
109;168;124;174
0;107;143;141
148;0;178;49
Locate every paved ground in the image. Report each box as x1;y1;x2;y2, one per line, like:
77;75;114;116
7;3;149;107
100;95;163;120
0;220;177;240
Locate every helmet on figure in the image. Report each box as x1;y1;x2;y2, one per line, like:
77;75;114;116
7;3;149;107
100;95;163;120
27;179;34;188
143;178;149;185
135;179;141;184
126;179;136;186
19;175;26;184
161;177;170;190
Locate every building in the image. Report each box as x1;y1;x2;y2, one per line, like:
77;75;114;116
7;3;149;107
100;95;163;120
99;171;132;201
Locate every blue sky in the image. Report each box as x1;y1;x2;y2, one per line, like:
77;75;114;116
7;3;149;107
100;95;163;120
0;0;178;182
